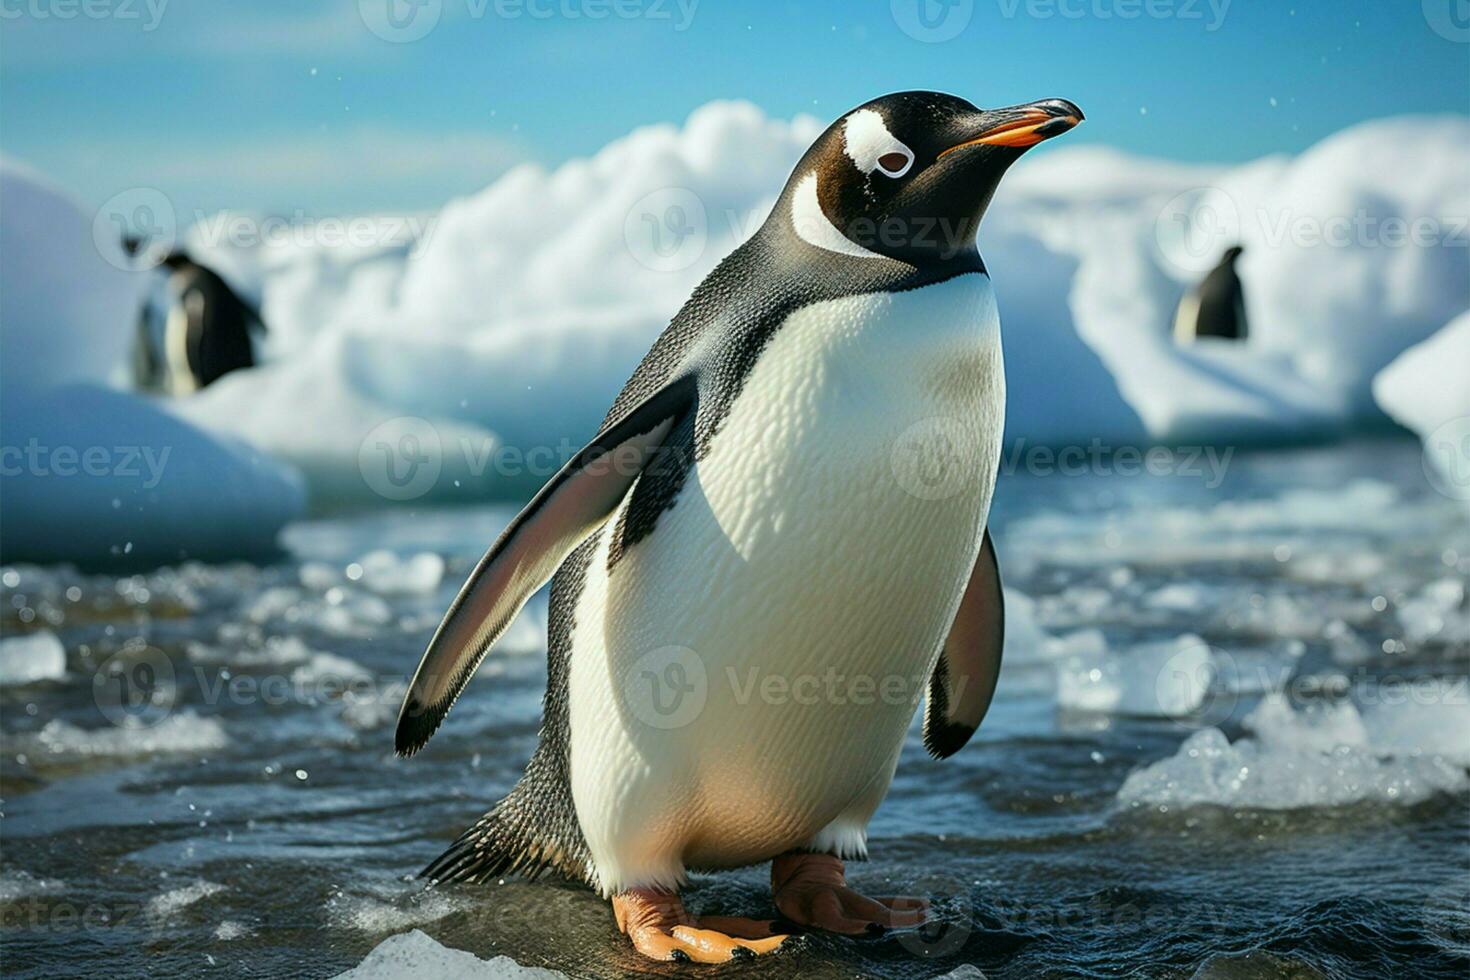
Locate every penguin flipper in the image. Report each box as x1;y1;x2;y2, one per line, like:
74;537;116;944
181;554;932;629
922;529;1004;759
395;374;698;756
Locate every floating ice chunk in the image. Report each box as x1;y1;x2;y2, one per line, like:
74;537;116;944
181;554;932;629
213;920;253;941
334;930;567;979
0;629;65;683
147;879;226;922
1057;634;1213;717
290;652;373;688
1242;691;1368;753
357;550;445;596
30;711;228;759
1397;578;1470;649
1361;680;1470;766
0;869;65;900
1146;583;1210;613
1118;690;1469;810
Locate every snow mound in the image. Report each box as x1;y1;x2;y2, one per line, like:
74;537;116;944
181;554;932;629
333;929;566;979
1118;687;1470;810
144;106;1468;502
0;629;66;683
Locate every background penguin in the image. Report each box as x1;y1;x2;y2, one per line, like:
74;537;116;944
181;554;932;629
1173;244;1248;344
133;249;266;394
395;91;1082;963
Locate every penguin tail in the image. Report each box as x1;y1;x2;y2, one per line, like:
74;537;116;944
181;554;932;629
421;791;585;886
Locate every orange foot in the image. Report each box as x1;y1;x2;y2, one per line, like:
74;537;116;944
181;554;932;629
771;852;929;935
612;887;790;963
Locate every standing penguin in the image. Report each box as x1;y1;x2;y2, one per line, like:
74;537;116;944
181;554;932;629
1173;244;1248;344
396;91;1082;963
133;251;266;395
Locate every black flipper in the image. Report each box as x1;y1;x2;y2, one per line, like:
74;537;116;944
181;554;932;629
923;529;1005;759
395;374;698;757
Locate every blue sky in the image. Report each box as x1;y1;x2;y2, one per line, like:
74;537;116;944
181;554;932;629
2;0;1466;216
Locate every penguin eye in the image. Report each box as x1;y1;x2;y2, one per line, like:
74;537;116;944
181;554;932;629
876;151;912;178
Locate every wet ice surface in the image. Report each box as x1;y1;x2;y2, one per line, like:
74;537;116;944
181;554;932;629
2;437;1468;979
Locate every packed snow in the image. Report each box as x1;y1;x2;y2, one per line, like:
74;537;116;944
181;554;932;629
0;629;66;683
1117;686;1470;810
0;161;307;565
333;929;567;979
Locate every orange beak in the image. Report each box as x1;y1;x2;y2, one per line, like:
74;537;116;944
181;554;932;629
938;99;1084;159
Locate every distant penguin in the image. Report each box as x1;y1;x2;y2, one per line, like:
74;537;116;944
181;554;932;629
133;251;265;394
1174;244;1248;343
395;91;1082;963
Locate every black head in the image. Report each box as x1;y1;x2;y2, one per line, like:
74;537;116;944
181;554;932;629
779;91;1082;265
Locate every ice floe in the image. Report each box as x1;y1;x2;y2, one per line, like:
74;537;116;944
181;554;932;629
27;711;228;760
333;930;566;979
1057;634;1214;717
0;629;66;683
1118;686;1470;810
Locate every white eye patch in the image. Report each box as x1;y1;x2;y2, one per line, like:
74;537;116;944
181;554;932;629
843;109;914;178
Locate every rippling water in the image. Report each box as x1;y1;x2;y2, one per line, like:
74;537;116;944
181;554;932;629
2;437;1467;979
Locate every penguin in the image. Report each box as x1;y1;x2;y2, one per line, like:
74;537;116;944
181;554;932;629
395;91;1083;963
133;250;266;394
1173;244;1248;344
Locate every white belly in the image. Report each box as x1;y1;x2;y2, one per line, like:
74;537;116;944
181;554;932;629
567;274;1005;894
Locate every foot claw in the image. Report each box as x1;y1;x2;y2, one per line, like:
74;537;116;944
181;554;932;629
613;888;790;963
772;853;927;936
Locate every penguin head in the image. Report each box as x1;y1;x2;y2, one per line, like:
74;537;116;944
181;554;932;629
783;91;1082;264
